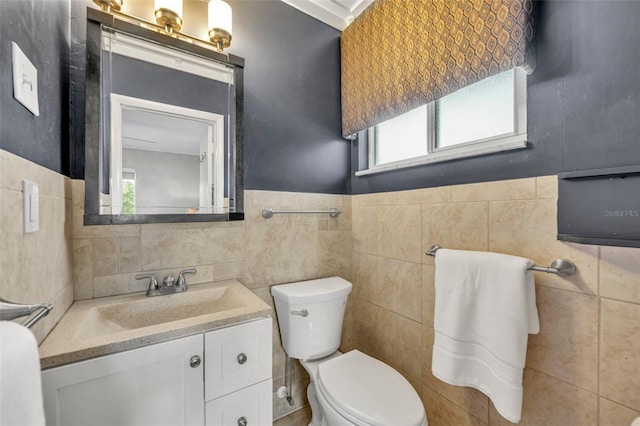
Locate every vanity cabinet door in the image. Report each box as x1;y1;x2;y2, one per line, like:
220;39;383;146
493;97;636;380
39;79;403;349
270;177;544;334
205;379;272;426
41;334;204;426
204;318;272;401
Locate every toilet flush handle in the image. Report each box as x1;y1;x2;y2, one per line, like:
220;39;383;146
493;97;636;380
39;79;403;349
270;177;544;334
291;308;309;317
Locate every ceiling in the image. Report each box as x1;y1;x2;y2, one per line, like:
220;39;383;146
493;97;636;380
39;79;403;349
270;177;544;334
280;0;374;31
122;109;208;156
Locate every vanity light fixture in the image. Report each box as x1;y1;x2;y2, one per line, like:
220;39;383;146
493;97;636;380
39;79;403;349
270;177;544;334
208;0;232;52
93;0;230;55
154;0;183;34
92;0;123;13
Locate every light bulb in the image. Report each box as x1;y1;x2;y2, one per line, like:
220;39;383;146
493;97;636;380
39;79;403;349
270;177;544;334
154;0;183;17
208;0;232;35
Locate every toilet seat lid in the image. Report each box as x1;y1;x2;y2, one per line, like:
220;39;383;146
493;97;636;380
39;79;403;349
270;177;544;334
317;350;426;426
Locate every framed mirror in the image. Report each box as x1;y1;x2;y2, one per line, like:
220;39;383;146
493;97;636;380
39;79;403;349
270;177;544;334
84;8;244;225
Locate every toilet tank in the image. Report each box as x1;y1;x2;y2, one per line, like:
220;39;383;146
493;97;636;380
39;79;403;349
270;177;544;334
271;277;352;361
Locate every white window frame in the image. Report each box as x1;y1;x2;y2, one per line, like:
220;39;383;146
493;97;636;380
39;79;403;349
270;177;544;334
356;68;528;177
110;94;224;214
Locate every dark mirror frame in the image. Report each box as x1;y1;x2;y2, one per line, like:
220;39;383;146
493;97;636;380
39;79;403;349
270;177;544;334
83;8;244;225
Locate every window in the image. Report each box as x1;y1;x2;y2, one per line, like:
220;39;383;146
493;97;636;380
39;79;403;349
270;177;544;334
122;168;136;215
359;68;527;176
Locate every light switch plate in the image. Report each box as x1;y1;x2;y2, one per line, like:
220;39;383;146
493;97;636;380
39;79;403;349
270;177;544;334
23;180;39;234
12;42;40;116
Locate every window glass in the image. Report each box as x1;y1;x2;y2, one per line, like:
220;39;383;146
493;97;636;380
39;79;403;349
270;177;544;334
369;69;523;171
435;70;515;148
122;169;136;215
374;105;427;165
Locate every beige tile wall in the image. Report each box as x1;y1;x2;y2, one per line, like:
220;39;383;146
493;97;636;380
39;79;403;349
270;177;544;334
5;149;637;425
70;180;247;300
351;176;640;426
70;181;352;420
0;150;74;343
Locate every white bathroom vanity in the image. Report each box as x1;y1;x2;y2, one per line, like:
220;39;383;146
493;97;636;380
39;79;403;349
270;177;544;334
39;281;273;426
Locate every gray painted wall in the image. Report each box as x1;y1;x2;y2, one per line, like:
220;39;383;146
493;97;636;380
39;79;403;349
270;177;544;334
351;0;640;194
1;0;349;195
122;148;200;214
227;0;350;194
108;54;231;116
68;0;349;194
3;1;638;197
0;0;70;174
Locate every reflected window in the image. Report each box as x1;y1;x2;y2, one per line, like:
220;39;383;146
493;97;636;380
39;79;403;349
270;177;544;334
109;95;224;215
122;168;136;215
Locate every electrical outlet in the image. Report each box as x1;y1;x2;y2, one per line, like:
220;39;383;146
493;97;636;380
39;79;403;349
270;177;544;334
12;42;39;116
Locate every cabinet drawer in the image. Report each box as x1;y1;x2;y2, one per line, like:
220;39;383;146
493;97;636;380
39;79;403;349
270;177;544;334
205;379;272;426
205;317;272;400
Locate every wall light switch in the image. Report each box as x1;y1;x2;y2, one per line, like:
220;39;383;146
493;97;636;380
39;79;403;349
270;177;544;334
12;42;39;116
23;180;39;234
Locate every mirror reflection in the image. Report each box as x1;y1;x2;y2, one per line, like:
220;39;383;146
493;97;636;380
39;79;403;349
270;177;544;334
99;29;234;215
111;100;224;214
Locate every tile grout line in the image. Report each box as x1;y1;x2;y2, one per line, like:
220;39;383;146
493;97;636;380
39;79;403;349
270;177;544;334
486;199;492;421
421;381;490;425
0;186;68;200
486;200;491;252
599;396;640;414
534;282;597;297
525;365;598;396
420;200;425;328
596;244;602;425
595;294;640;306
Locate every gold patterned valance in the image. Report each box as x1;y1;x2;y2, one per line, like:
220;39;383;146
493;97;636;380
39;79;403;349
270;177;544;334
341;0;536;137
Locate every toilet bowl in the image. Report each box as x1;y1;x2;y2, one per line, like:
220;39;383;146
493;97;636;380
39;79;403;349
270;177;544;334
302;350;427;426
271;277;427;426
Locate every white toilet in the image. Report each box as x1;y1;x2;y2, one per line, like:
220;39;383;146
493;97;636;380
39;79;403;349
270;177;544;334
271;277;427;426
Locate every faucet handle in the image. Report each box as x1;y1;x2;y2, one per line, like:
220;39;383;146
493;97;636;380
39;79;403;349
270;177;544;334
162;275;175;287
177;268;197;288
135;274;159;294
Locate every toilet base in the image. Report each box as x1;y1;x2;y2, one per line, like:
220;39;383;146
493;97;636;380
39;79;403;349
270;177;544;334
307;384;323;426
301;352;359;426
307;382;358;426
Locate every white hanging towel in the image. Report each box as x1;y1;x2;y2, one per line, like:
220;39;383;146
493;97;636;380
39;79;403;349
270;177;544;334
0;321;46;426
431;249;539;424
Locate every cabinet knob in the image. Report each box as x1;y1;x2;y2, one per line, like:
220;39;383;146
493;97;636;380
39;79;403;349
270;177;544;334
237;353;247;364
189;355;201;368
237;416;247;426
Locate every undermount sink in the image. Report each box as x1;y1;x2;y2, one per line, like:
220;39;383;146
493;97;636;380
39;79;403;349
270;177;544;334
75;284;247;340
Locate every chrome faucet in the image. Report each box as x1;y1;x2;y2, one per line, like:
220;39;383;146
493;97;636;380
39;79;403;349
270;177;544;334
136;268;197;297
176;268;196;290
135;274;159;296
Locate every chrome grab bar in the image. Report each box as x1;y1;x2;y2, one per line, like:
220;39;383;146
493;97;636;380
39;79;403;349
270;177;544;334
0;298;53;328
425;244;577;277
262;208;341;219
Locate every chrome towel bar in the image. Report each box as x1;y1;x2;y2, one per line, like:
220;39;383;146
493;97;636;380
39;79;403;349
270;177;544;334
262;208;342;219
0;298;53;328
425;245;577;277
